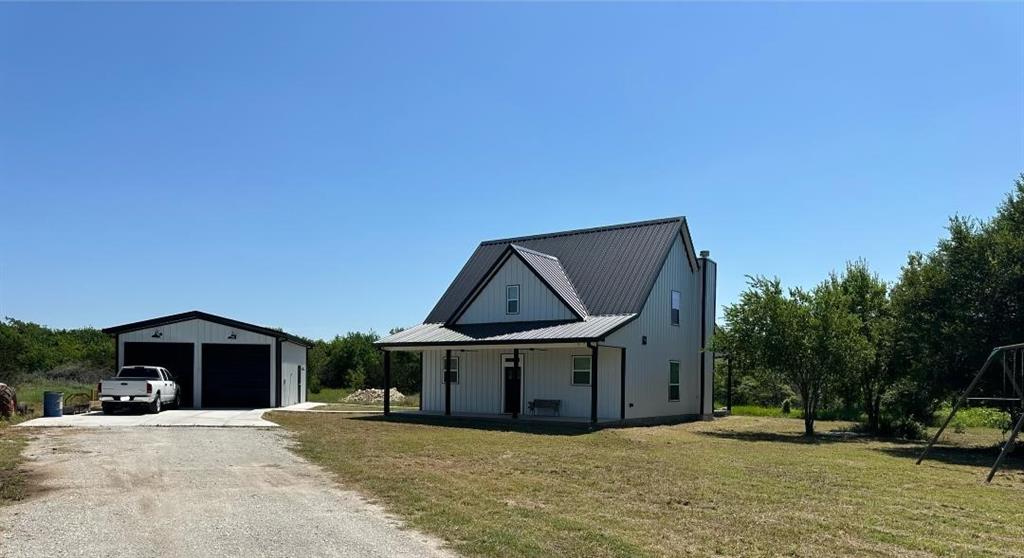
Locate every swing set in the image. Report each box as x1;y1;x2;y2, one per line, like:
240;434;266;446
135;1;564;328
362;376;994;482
917;342;1024;482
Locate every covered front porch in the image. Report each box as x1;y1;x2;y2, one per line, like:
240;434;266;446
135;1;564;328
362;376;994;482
389;409;623;427
381;342;626;424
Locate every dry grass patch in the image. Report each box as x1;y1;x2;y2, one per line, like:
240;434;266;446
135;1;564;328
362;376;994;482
0;425;28;505
268;413;1024;558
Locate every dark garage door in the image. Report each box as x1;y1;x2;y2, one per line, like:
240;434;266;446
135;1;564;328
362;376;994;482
123;342;195;407
201;344;271;408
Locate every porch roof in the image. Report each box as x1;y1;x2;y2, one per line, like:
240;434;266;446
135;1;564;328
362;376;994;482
376;314;637;348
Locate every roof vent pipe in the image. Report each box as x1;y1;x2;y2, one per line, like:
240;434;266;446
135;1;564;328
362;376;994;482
699;250;710;258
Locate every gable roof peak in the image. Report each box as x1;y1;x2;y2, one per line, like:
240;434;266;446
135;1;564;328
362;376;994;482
509;244;559;261
425;216;695;323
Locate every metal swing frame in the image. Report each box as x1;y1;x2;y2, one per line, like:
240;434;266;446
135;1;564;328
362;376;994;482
916;342;1024;483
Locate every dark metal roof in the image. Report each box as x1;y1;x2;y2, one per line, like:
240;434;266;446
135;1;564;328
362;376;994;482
101;311;312;348
425;217;693;323
376;314;637;347
511;245;589;319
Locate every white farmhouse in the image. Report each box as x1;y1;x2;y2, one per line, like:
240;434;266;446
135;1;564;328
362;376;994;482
376;217;717;424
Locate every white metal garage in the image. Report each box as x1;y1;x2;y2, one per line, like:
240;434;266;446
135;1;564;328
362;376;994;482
102;311;310;409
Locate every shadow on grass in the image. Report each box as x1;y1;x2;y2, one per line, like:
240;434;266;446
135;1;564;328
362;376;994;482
349;412;597;436
701;426;1024;472
698;429;867;445
882;444;1024;471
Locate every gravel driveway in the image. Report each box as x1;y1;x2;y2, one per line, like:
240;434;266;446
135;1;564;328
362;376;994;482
0;427;454;558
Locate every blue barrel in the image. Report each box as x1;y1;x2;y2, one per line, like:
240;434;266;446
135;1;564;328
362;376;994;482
43;391;63;417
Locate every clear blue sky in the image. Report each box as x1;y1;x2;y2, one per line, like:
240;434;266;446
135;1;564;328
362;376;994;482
1;3;1021;340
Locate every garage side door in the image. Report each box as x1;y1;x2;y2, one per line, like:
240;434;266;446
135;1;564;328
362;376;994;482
123;342;195;408
201;343;271;408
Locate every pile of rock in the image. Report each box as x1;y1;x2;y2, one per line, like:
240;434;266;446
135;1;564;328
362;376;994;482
344;388;406;405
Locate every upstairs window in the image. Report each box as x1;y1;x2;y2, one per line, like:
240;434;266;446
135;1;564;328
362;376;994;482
442;355;460;384
506;284;520;315
669;361;680;401
671;290;681;326
571;355;592;386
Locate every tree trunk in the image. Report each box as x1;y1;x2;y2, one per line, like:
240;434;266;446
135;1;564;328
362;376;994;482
860;375;885;433
804;414;815;436
868;393;882;433
802;384;816;436
799;384;813;436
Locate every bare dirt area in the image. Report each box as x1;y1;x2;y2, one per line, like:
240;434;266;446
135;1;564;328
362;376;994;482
0;427;455;558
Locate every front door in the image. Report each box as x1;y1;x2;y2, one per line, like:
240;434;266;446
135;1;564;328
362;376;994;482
502;354;522;414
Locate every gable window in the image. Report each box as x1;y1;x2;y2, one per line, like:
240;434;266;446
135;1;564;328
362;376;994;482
442;355;460;384
506;284;520;315
571;355;592;386
669;361;680;401
671;290;681;326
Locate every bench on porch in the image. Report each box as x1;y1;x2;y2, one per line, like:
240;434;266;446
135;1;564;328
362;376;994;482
528;399;561;416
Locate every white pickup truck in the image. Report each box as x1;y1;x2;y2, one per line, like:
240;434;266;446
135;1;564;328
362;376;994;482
99;366;180;414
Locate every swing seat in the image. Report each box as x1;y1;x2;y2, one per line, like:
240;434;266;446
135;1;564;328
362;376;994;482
967;397;1023;408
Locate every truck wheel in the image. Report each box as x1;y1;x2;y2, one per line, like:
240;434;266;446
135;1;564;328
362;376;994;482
102;402;116;415
173;392;181;409
150;395;162;414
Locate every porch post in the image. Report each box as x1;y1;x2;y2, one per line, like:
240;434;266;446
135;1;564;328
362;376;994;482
726;354;733;413
444;349;452;416
620;348;626;422
512;348;520;419
591;344;599;424
383;350;391;416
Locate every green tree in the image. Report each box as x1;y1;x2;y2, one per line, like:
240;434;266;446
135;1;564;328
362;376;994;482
888;177;1024;420
724;276;867;435
804;276;871;435
838;260;895;432
387;328;422;394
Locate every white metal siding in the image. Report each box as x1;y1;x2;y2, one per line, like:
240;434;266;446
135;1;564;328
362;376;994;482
422;349;504;414
457;255;576;324
281;341;308;406
116;319;277;409
605;235;702;419
420;346;620;419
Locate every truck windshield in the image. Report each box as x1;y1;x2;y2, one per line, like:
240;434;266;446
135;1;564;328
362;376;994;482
117;367;161;380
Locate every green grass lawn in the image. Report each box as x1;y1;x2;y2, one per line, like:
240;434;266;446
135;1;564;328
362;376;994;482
307;387;356;403
269;412;1024;558
12;380;95;418
729;404;1014;431
308;387;420;409
727;404;865;421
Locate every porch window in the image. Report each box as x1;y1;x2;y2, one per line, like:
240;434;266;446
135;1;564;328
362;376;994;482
671;290;681;326
506;284;520;315
442;355;460;384
571;355;592;386
669;361;680;401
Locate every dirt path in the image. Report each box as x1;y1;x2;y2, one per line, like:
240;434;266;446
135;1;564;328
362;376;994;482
0;428;455;558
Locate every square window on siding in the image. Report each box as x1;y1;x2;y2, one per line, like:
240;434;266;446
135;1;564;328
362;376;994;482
671;290;681;326
571;355;592;386
506;284;520;315
669;361;680;401
442;355;460;384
